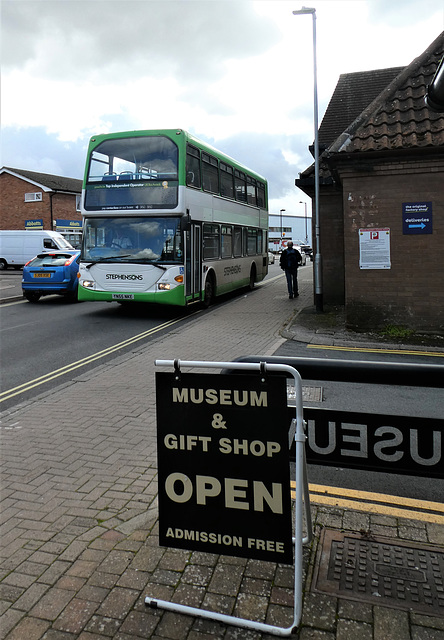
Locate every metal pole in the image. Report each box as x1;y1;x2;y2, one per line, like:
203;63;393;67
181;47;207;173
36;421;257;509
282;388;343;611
293;7;323;312
312;11;323;312
299;201;308;244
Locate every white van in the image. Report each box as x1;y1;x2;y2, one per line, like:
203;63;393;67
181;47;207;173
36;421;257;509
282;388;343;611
0;230;74;270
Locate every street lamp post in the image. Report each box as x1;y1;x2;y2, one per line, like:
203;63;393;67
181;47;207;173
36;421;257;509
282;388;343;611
280;209;285;249
299;201;308;244
293;6;323;312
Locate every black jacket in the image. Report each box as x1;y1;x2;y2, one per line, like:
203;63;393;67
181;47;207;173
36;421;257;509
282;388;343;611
280;247;302;270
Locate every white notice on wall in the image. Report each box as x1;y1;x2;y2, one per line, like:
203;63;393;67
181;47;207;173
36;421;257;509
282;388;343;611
359;228;391;269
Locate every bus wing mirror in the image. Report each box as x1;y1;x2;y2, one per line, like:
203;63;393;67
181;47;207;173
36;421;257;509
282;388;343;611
181;214;191;232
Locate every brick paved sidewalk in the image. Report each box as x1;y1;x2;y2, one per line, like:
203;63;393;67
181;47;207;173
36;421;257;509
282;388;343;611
1;267;443;639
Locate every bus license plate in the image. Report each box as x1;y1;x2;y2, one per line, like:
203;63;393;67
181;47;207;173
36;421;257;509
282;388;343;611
33;273;51;278
112;293;134;300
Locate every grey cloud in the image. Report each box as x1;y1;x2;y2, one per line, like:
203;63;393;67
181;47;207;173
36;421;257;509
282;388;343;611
2;0;280;82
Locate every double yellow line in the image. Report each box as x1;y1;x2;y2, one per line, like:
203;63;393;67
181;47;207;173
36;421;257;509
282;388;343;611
308;344;444;357
291;482;444;524
0;314;191;404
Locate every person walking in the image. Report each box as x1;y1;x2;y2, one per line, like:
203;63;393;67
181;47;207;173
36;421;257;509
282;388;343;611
280;241;302;299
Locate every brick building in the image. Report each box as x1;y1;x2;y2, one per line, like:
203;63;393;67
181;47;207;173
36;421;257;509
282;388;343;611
0;167;83;246
296;32;444;333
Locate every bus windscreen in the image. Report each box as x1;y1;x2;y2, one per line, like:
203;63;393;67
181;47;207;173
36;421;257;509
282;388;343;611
84;136;179;211
82;216;183;263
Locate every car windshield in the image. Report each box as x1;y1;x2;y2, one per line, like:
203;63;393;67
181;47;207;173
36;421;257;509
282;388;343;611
84;135;179;211
81;217;183;263
28;253;78;267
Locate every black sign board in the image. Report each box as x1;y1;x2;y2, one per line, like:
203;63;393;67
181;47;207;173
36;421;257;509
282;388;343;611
156;372;293;563
289;407;443;478
402;202;433;234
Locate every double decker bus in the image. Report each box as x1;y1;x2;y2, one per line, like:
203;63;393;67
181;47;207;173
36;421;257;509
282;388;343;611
78;129;268;307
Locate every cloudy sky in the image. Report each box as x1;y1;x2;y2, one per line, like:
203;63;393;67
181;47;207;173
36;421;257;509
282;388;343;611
2;0;443;218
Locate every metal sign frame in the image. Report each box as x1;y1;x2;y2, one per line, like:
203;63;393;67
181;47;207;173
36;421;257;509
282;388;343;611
145;358;313;637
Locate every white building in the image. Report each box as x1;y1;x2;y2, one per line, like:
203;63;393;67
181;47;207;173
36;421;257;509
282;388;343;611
269;209;312;252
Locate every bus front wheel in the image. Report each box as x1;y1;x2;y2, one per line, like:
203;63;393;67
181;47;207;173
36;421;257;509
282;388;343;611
203;274;214;308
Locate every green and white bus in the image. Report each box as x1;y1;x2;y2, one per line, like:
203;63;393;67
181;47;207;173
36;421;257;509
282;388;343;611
78;129;268;307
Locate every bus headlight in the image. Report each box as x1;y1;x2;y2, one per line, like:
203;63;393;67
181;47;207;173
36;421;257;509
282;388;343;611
82;280;95;288
158;283;171;290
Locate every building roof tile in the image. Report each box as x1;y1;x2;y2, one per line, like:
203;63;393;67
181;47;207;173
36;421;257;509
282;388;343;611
328;31;444;155
1;167;82;193
318;66;405;148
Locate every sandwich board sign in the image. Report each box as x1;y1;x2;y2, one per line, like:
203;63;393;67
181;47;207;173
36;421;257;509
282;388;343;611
156;371;293;564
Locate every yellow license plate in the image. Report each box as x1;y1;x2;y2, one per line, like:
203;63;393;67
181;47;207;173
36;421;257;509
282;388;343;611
33;273;51;278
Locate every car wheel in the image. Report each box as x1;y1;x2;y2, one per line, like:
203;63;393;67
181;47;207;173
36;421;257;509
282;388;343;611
0;259;7;271
24;292;41;303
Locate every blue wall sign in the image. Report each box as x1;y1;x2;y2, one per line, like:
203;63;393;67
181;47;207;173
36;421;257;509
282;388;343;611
56;219;83;230
402;202;432;234
25;219;44;229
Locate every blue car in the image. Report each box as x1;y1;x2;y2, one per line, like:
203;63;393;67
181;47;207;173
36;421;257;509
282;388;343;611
22;250;81;302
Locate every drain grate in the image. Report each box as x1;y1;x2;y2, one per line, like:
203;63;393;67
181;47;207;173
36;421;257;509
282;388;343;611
313;529;444;616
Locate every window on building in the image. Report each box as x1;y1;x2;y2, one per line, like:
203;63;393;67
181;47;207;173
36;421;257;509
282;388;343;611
25;192;42;202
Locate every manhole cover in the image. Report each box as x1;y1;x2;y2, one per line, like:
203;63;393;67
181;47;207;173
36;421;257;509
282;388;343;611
313;529;444;616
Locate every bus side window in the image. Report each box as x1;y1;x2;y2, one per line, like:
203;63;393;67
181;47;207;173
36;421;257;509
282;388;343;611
220;163;234;199
247;227;257;255
257;183;266;208
202;153;219;194
233;226;242;257
257;230;263;254
246;176;257;206
221;226;232;258
186;145;201;189
203;223;220;260
234;170;246;202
